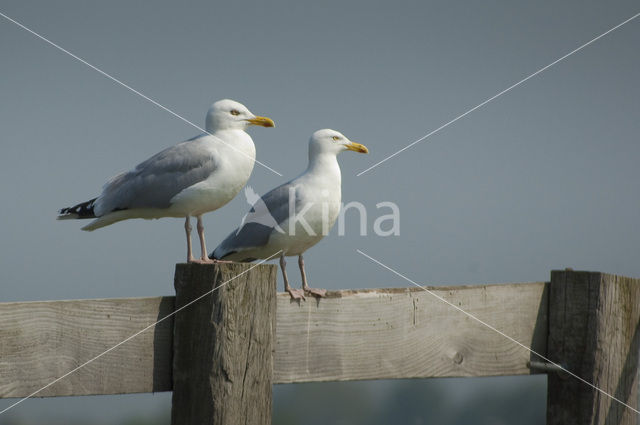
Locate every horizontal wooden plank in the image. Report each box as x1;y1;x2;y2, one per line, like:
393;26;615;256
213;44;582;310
274;282;549;383
0;296;174;398
0;282;548;398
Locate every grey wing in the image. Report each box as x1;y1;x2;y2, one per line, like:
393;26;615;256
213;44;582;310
260;182;303;226
95;136;217;215
212;222;273;261
212;182;304;259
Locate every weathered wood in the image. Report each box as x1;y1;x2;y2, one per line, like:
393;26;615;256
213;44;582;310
0;281;550;398
547;271;640;425
274;282;548;383
171;263;277;425
0;296;173;398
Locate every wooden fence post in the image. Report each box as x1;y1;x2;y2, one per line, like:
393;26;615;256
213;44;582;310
171;263;278;425
547;270;640;425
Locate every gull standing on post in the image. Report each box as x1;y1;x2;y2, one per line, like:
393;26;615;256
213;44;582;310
211;129;368;299
58;99;275;263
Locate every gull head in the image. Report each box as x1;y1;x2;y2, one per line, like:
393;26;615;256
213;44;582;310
309;129;369;157
205;99;275;132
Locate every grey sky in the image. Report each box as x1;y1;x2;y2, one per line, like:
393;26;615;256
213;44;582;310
1;0;639;423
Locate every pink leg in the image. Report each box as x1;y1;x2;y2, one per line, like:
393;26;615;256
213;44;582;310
281;254;305;300
185;216;197;263
192;215;214;264
185;215;230;264
300;254;327;297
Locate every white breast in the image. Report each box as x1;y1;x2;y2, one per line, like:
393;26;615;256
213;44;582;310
266;177;342;256
170;131;256;216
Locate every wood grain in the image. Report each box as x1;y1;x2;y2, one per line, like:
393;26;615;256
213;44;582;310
171;263;277;425
274;282;549;383
0;296;174;398
0;280;548;398
547;271;640;425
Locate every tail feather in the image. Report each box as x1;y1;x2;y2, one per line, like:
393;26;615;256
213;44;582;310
58;198;97;220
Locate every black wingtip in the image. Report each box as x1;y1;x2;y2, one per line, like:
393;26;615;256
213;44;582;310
58;197;98;219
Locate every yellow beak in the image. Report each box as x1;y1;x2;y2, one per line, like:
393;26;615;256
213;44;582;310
246;116;275;127
345;142;369;154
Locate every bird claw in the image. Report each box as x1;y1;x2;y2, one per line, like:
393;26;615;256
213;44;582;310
287;288;306;301
188;257;215;264
304;287;327;298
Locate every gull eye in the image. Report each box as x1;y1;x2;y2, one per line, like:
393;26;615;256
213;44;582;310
230;109;240;116
332;136;341;141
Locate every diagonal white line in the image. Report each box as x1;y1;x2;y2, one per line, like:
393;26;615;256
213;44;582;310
0;11;283;177
0;251;282;416
357;11;640;177
356;249;640;415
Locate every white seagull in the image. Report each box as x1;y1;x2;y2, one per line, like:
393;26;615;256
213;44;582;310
58;99;274;263
211;129;368;299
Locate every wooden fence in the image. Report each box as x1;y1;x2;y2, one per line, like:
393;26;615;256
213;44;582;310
1;265;638;424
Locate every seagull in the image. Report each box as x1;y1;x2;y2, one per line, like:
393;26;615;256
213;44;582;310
211;129;368;299
57;99;275;263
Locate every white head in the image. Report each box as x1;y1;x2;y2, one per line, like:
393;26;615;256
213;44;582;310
308;129;369;159
205;99;275;132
